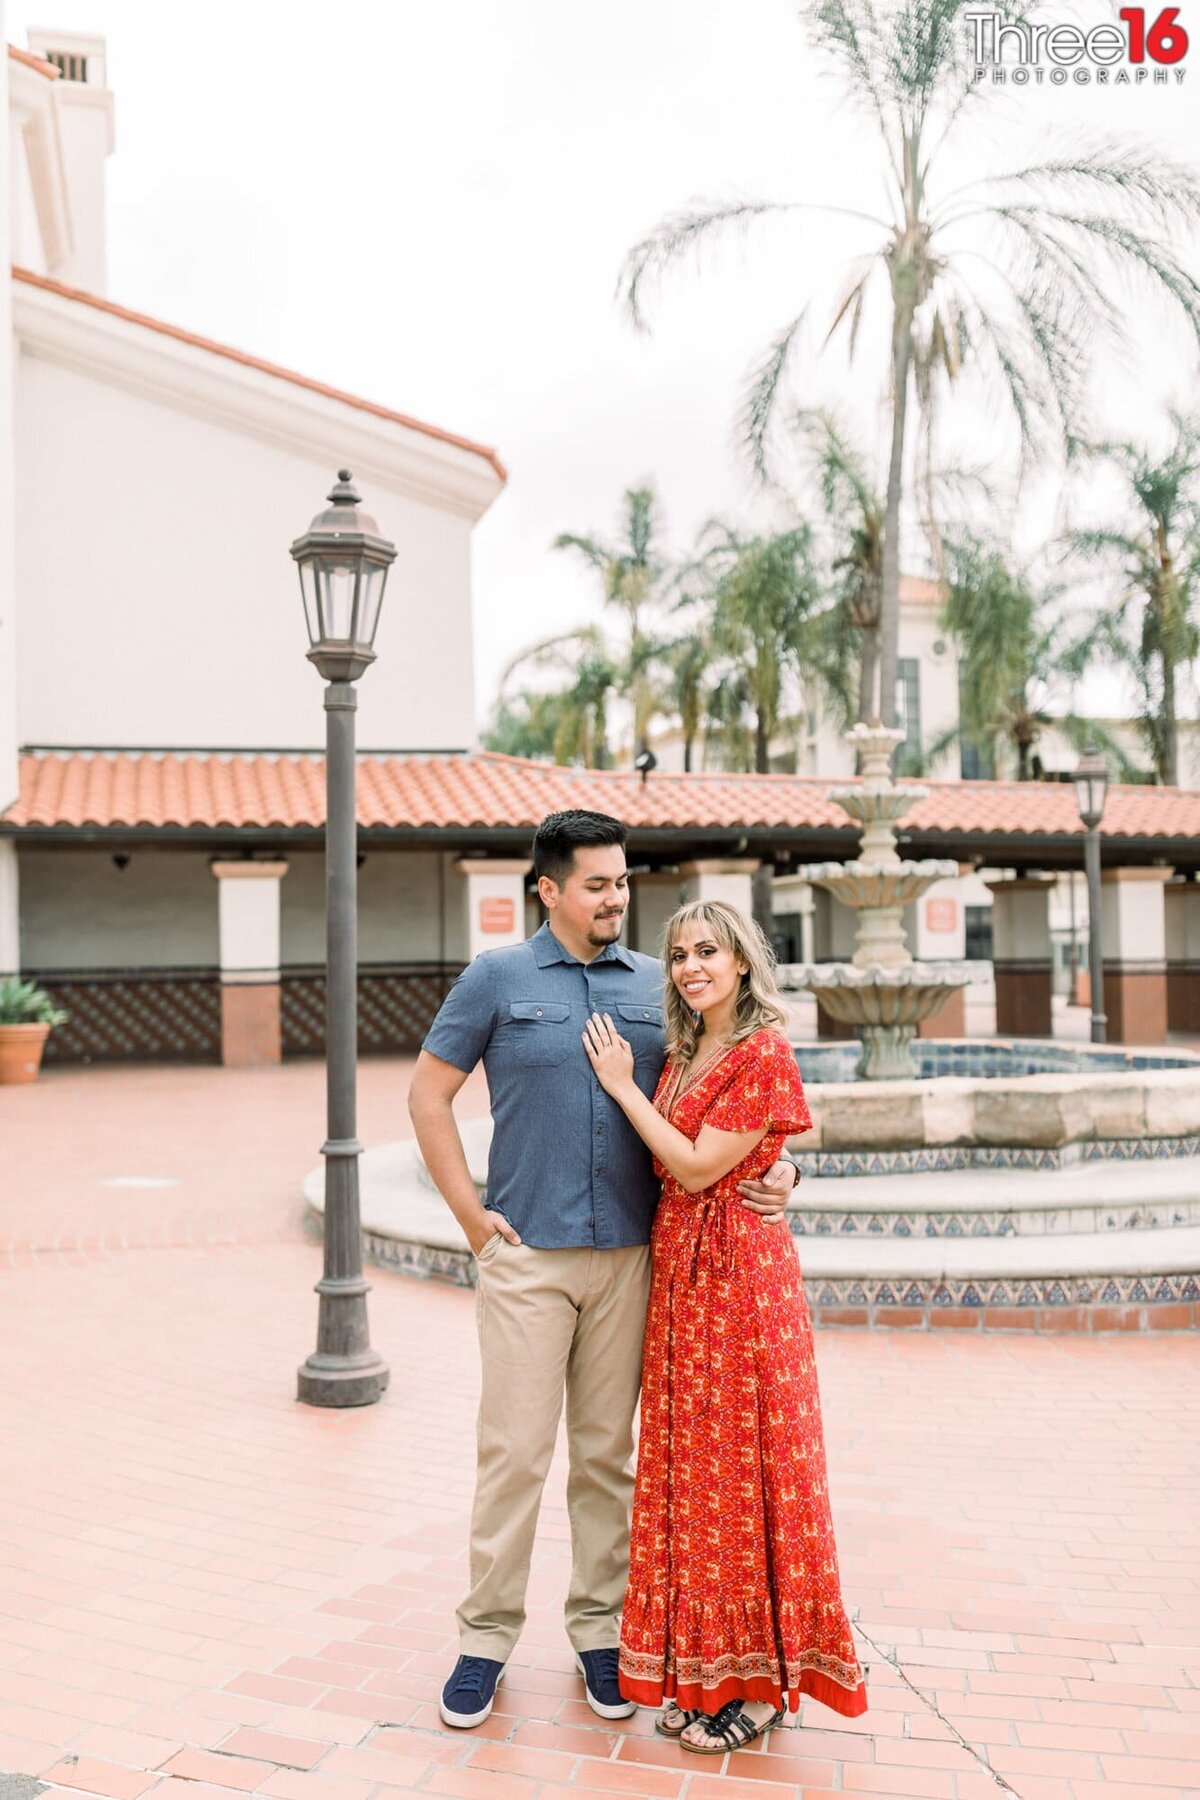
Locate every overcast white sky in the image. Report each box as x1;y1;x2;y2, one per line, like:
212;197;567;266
8;0;1199;731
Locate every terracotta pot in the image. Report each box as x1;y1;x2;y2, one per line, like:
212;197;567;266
0;1022;51;1085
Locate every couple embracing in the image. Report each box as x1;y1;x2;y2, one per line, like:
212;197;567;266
409;809;866;1755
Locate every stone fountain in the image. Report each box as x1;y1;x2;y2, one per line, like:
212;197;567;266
782;721;972;1078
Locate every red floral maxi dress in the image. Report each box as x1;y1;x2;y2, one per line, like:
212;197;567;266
618;1027;867;1719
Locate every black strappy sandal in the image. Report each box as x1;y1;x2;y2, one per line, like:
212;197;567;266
679;1698;785;1755
655;1701;704;1739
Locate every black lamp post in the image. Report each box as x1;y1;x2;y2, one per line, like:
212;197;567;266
293;471;395;1407
1073;744;1109;1045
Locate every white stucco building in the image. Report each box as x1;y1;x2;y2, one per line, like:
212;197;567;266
0;31;514;1062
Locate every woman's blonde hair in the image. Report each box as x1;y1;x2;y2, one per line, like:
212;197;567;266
662;898;789;1063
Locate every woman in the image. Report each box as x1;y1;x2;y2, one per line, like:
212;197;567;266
582;899;866;1754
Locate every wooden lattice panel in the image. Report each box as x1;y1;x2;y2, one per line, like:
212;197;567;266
281;966;460;1056
34;973;222;1063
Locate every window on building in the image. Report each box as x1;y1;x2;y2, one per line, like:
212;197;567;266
46;49;88;80
959;736;994;780
895;659;921;773
964;904;994;962
773;912;803;964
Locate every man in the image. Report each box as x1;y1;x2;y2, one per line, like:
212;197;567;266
408;809;800;1729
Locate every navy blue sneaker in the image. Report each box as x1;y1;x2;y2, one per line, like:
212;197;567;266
576;1647;637;1719
439;1653;506;1728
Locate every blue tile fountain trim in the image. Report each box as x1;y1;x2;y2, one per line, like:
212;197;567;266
804;1273;1200;1308
794;1038;1200;1085
353;1225;1200;1316
790;1135;1200;1179
789;1198;1200;1238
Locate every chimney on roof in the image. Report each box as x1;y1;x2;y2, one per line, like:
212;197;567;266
25;28;115;294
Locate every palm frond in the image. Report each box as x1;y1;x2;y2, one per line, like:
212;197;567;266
619;197;803;332
996;210;1200;348
740;308;811;483
966;147;1200;229
804;0;902;191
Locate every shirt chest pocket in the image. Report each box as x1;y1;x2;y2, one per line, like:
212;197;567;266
615;1003;665;1066
507;1001;572;1065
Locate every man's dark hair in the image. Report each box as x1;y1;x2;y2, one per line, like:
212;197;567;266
533;810;627;886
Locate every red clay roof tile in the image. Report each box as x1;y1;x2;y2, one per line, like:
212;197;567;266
5;750;1199;843
8;44;59;77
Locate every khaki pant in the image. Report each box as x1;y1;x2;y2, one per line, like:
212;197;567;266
457;1237;652;1661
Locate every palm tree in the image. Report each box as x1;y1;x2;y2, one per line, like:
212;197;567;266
659;631;710;772
927;537;1123;781
554;486;668;756
618;0;1200;738
703;666;757;774
1067;416;1200;786
485;626;619;767
698;523;822;774
796;410;884;726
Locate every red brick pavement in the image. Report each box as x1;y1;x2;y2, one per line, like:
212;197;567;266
3;1060;1200;1800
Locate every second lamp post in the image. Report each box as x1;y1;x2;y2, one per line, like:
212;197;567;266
1073;745;1109;1046
293;470;396;1407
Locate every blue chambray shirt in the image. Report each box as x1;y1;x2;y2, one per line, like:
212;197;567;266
422;921;666;1249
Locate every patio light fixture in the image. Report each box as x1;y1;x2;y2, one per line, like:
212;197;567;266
292;471;396;1408
1073;744;1108;1044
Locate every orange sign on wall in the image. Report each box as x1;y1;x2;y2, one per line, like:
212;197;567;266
924;896;959;934
479;896;516;934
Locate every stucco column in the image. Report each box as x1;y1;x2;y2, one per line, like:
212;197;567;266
908;877;967;1039
1165;878;1200;1032
455;859;532;963
987;875;1055;1038
210;860;288;1068
0;839;18;975
1101;867;1173;1045
811;884;857;1040
630;870;681;959
678;859;760;915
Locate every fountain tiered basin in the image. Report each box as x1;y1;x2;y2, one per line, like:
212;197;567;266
785;723;971;1077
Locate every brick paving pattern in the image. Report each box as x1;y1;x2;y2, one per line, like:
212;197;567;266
3;1059;1199;1800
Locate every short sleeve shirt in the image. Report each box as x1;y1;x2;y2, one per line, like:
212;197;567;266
422;922;667;1249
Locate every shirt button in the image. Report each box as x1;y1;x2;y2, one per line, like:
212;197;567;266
535;1009;543;1017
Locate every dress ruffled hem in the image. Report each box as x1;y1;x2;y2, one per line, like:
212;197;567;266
619;1661;869;1719
619;1588;868;1720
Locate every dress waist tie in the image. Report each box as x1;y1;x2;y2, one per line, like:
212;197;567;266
684;1194;737;1416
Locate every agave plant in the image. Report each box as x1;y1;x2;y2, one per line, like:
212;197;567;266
0;975;68;1028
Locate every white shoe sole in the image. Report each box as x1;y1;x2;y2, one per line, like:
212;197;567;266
575;1653;637;1719
438;1665;504;1728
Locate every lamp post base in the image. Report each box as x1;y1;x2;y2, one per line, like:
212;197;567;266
297;1350;390;1409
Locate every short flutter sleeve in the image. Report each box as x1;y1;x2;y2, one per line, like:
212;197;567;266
705;1031;813;1137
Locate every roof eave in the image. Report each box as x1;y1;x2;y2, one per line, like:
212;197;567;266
11;268;506;522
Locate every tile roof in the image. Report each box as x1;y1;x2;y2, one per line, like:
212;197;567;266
6;750;1200;845
8;44;59;77
11;268;507;482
